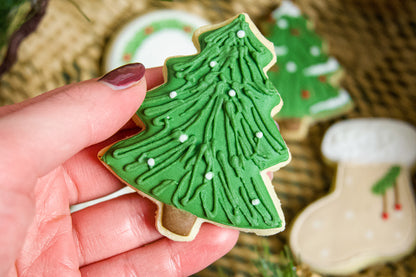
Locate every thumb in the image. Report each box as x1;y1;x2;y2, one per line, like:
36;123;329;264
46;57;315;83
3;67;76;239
0;63;147;188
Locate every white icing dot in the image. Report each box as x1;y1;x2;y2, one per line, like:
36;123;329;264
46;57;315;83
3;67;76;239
395;232;402;240
320;248;330;258
169;91;177;98
147;158;155;167
205;172;214;180
310;46;320;56
228;89;236;97
312;220;322;229
209;61;217;67
274;46;288;56
166;116;170;119
395;210;404;218
345;176;353;186
286;61;297;72
237;30;246;38
345;210;355;220
256;131;263;138
277;19;289;29
251;199;260;206
179;134;188;143
365;230;374;240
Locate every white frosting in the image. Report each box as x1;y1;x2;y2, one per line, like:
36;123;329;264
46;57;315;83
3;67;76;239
256;131;264;138
322;118;416;165
277;19;289;29
365;230;374;240
303;57;340;76
310;46;320;56
237;30;246;38
309;89;350;114
179;134;188;143
147;158;155;167
209;61;217;67
274;45;288;56
169;91;177;98
205;172;214;180
228;89;236;97
251;199;260;205
273;0;301;19
286;61;297;72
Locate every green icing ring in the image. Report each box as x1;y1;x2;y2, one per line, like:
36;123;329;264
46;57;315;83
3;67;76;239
122;19;195;63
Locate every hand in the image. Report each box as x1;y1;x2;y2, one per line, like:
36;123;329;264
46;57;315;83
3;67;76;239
0;63;239;277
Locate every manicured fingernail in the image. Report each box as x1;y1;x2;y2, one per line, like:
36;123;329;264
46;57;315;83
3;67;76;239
99;63;145;90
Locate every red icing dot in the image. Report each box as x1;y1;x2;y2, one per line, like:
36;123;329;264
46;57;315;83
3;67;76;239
382;212;389;220
123;53;132;62
319;75;327;82
145;26;154;35
183;25;192;33
270;64;279;72
395;203;402;210
301;90;310;99
290;28;300;36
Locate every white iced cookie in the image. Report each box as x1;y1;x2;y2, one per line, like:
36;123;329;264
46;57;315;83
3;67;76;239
290;118;416;275
103;10;209;71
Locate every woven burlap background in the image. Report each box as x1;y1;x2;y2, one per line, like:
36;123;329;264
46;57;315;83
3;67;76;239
1;0;415;276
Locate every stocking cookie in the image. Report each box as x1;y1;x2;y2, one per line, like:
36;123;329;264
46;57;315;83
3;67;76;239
99;14;291;241
290;118;416;275
264;1;353;140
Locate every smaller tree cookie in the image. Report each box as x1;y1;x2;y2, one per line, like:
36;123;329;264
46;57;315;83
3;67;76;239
99;14;291;241
264;0;353;140
290;118;416;275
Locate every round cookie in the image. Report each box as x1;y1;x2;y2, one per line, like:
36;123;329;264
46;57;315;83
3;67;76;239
99;13;291;241
103;10;210;71
290;118;416;275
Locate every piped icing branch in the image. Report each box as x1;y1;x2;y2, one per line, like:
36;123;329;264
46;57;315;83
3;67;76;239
100;14;290;231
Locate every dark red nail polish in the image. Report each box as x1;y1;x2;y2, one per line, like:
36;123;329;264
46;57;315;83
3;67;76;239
99;63;145;90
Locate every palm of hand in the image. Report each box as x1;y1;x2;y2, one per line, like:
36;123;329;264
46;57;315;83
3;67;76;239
1;67;238;276
11;141;237;277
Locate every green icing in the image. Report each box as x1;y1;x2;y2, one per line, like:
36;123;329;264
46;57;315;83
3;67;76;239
101;14;290;230
372;166;401;195
123;19;195;62
265;4;352;119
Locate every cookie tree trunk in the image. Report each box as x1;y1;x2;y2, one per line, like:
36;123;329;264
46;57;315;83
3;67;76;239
161;204;197;236
100;14;290;240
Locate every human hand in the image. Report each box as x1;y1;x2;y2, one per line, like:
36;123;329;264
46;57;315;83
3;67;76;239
0;63;239;276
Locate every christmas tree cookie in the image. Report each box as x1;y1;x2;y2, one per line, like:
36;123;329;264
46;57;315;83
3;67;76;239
264;0;353;140
290;118;416;275
99;14;291;241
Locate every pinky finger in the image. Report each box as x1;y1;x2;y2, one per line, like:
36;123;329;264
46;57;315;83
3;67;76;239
80;224;239;277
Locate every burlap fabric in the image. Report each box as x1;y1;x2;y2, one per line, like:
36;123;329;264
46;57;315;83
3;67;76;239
1;0;415;276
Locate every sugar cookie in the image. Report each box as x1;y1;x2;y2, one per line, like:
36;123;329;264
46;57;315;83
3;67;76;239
290;118;416;275
99;14;291;241
264;1;353;140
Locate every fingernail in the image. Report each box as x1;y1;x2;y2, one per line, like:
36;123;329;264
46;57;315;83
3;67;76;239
99;63;145;90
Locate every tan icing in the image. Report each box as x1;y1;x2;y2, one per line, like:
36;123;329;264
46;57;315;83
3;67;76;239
290;163;416;275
